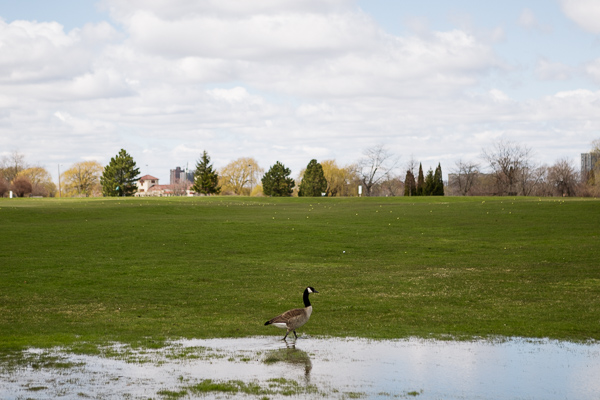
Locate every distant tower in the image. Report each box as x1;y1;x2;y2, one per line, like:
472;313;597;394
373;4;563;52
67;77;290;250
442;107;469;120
581;153;599;181
170;166;183;185
185;163;194;183
170;166;195;185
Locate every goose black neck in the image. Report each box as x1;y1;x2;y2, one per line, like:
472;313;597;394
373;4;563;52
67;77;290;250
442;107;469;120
303;289;311;307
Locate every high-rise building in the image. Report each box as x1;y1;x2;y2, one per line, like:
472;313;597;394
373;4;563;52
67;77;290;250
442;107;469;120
581;153;599;180
170;166;195;185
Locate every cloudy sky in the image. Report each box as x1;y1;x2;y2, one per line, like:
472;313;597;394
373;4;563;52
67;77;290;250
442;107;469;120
1;0;600;183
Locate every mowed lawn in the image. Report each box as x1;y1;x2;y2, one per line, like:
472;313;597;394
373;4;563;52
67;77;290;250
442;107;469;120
1;196;599;350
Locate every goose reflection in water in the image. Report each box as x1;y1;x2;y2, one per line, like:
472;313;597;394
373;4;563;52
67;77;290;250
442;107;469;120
264;342;313;380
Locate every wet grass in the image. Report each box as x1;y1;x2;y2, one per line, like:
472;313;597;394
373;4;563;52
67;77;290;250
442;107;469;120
158;377;322;399
0;349;81;373
1;196;599;353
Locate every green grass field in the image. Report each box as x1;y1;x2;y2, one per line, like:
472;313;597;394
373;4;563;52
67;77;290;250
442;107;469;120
1;196;599;352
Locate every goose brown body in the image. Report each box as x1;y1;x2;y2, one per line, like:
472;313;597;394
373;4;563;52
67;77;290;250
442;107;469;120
264;287;318;340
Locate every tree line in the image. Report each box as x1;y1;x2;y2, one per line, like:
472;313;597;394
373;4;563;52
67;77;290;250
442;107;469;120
2;139;599;198
448;139;600;197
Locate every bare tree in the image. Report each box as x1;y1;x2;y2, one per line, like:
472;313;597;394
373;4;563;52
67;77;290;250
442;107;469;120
404;155;418;177
1;151;28;183
170;179;190;196
357;144;399;196
379;172;404;196
521;164;546;196
450;159;480;196
529;165;552;196
482;139;534;195
592;138;600;154
547;158;579;197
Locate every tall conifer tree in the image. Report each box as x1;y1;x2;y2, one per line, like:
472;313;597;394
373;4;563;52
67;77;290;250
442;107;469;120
424;168;435;195
433;163;444;196
416;163;425;196
404;170;416;196
262;161;295;197
192;151;221;195
298;159;327;197
101;149;140;197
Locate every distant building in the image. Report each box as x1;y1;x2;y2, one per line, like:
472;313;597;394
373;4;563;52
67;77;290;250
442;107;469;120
136;175;194;197
170;167;194;185
581;153;600;180
137;175;159;195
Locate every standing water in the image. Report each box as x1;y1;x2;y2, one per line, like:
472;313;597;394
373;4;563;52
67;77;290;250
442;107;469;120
1;336;599;399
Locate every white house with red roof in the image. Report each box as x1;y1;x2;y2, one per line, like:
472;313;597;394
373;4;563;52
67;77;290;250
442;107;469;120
136;175;195;197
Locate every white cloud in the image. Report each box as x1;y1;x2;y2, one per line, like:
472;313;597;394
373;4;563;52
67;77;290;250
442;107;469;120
585;58;600;84
207;87;252;103
535;58;572;81
518;8;537;29
53;111;67;122
102;0;353;22
489;89;510;102
518;8;551;33
0;19;119;84
101;0;500;102
559;0;600;34
123;11;379;61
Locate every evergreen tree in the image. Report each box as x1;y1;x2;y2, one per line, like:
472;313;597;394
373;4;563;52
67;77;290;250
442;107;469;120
192;150;221;195
424;168;435;195
433;163;444;196
101;149;140;197
262;161;294;197
416;163;425;196
298;159;327;197
404;170;416;196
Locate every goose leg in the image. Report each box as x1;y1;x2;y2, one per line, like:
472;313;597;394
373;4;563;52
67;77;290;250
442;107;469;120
282;331;290;341
293;330;298;339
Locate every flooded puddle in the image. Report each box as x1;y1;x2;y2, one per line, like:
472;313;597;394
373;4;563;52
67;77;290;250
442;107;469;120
1;336;599;399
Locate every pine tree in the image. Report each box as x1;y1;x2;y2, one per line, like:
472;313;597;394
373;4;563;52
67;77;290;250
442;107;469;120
416;163;425;196
192;151;221;195
298;159;327;197
433;163;444;196
404;170;416;196
424;168;435;195
262;161;295;197
101;149;140;197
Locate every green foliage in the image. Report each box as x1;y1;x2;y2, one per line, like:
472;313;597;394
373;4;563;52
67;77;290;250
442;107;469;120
433;163;444;195
404;170;416;196
192;151;221;195
423;164;444;196
416;163;425;196
100;149;140;197
298;159;327;197
261;161;294;196
424;168;435;195
1;197;599;352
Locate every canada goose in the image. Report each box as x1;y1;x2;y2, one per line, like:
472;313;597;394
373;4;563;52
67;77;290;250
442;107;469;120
264;287;319;340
